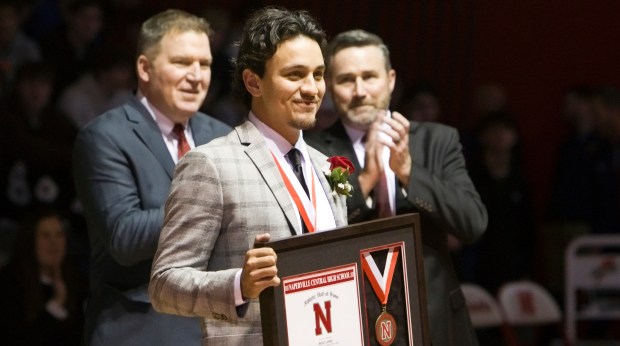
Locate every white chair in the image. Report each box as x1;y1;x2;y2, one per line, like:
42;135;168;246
565;235;620;345
498;280;562;325
498;280;563;346
461;283;504;328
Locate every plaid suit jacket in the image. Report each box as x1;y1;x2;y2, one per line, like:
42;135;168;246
150;121;347;345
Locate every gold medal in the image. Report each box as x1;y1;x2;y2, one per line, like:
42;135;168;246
375;305;397;345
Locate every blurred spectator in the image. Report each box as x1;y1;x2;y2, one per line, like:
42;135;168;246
398;82;442;122
588;86;620;233
39;0;104;99
20;0;67;43
0;0;41;99
461;82;509;165
0;62;78;261
199;6;245;127
0;208;85;346
541;86;602;301
473;82;507;118
547;86;601;228
57;47;133;128
200;6;233;111
456;111;536;294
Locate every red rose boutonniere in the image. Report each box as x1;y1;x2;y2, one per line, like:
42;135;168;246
324;156;355;197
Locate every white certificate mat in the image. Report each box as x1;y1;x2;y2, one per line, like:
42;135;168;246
282;263;364;346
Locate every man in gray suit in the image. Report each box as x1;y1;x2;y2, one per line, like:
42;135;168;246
306;30;488;345
73;10;231;345
149;7;348;345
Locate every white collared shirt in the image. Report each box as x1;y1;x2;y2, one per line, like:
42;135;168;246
248;112;337;233
343;111;396;215
138;93;196;164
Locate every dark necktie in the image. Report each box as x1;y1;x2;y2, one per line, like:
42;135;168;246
286;148;309;233
287;148;309;197
173;124;191;160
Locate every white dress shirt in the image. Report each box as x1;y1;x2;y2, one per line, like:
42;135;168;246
248;112;337;233
138;93;196;164
343;111;396;215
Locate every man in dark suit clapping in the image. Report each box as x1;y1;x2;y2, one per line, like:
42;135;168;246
306;29;488;346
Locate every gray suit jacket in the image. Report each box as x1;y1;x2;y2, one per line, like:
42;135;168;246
306;120;488;346
150;121;347;345
73;97;231;345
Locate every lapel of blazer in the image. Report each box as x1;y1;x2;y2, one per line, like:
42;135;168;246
189;114;214;146
318;121;361;172
308;121;369;222
125;98;175;179
236;121;300;235
307;147;347;227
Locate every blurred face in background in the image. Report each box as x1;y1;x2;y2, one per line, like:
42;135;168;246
562;91;594;135
408;91;440;122
18;77;53;115
480;123;517;154
69;4;104;44
474;83;506;116
35;215;67;270
328;45;395;131
0;5;18;47
592;99;620;142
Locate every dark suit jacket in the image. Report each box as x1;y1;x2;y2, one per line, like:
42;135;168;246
306;120;488;346
73;96;231;346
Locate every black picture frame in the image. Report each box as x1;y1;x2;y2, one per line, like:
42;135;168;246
258;213;430;346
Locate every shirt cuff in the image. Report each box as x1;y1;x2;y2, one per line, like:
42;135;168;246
234;269;249;306
46;300;68;320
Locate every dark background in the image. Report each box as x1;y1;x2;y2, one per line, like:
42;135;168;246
147;0;620;221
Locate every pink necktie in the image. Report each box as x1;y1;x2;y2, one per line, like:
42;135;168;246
362;134;392;218
375;173;392;218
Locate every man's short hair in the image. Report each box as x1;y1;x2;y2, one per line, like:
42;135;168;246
232;6;327;108
325;29;392;74
137;9;213;61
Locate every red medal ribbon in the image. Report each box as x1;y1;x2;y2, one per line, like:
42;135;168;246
361;246;400;304
271;151;317;233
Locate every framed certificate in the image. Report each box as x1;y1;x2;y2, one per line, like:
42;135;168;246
259;213;429;346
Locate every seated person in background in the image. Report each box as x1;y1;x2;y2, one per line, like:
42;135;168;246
0;62;78;265
0;208;86;346
461;111;536;294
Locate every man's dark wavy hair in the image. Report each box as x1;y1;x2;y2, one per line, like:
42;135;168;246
232;6;327;109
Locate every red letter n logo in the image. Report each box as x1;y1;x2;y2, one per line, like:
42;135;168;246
313;301;332;335
381;320;392;341
517;291;535;315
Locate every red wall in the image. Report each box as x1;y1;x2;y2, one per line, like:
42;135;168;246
471;2;620;218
